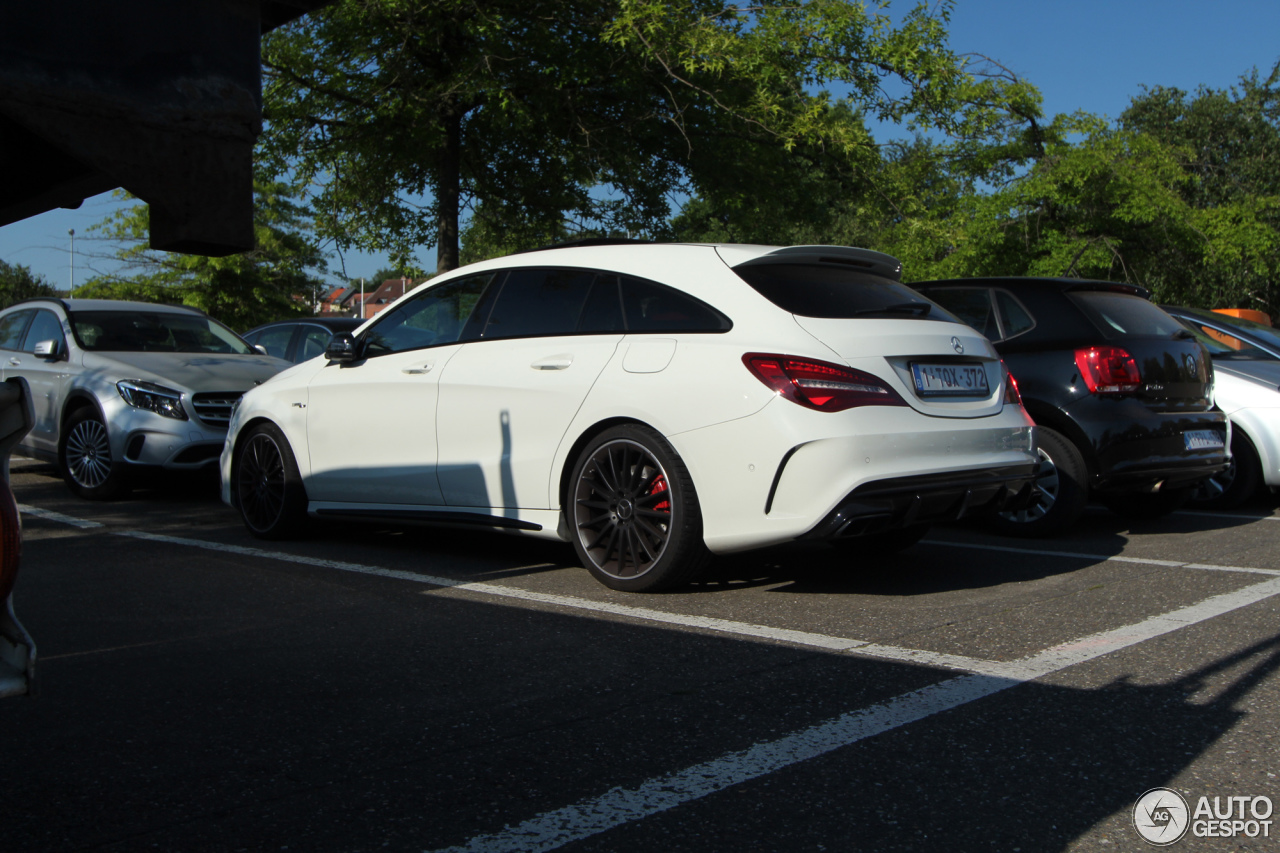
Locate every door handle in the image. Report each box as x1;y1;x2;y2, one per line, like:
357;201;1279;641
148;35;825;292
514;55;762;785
7;358;19;366
401;363;434;375
531;355;573;370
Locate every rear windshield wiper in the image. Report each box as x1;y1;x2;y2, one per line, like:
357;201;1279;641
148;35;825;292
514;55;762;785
1172;328;1197;340
851;301;932;318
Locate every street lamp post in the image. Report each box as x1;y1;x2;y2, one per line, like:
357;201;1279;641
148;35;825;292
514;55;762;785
68;228;75;293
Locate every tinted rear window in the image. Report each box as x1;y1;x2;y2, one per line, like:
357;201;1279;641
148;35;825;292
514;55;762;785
619;276;730;332
482;268;596;340
735;263;957;321
1069;291;1183;339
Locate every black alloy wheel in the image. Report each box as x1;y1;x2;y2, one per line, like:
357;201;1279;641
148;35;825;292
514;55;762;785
235;423;307;539
570;425;709;592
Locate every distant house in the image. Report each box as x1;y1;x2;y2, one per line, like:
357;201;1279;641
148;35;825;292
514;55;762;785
337;288;367;316
361;278;414;318
318;286;349;314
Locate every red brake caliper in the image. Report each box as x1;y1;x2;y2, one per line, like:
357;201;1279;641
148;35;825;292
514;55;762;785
648;473;670;512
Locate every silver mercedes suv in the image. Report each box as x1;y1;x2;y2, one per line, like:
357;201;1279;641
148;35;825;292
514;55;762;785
0;298;290;498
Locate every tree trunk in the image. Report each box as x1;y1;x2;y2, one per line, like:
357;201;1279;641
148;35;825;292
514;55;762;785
436;106;462;273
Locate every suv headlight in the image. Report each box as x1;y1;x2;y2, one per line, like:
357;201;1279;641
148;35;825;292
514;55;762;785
116;380;189;421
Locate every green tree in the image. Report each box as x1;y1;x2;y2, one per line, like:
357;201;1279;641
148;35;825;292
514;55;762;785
80;179;331;330
262;0;1032;272
1117;63;1280;311
869;68;1280;315
0;259;57;310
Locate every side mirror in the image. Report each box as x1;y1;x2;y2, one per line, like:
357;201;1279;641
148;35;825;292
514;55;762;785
325;332;359;363
32;340;62;361
252;344;269;356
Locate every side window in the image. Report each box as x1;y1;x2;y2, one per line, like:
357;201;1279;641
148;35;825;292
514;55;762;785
921;288;999;340
578;275;625;333
363;273;496;357
20;310;65;353
994;290;1035;339
0;311;33;351
254;326;295;360
298;327;333;362
620;276;729;333
481;268;596;340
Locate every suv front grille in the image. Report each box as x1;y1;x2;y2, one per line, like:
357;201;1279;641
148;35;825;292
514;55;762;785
191;392;243;428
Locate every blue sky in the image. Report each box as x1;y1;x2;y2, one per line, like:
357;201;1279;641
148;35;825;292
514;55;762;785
2;0;1277;293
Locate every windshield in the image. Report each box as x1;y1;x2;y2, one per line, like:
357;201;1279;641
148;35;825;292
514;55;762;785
1178;308;1280;350
1173;317;1279;361
72;310;254;354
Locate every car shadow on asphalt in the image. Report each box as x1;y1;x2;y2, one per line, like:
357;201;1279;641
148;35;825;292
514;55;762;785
686;495;1280;596
815;631;1280;852
8;559;1277;853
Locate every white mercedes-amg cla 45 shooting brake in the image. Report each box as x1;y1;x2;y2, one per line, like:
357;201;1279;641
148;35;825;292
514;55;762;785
222;242;1039;591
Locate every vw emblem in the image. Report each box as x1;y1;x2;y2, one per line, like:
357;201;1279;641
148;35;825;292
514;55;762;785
951;336;964;354
1184;353;1198;374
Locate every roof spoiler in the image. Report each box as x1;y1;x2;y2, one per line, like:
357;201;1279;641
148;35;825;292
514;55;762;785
730;245;903;282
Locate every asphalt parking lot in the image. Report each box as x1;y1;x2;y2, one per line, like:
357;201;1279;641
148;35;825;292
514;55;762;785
3;457;1279;852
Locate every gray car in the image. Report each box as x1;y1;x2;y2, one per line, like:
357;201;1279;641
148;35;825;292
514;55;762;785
0;298;290;498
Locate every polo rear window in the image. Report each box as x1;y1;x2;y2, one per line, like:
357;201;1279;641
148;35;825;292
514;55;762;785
734;263;958;322
1069;290;1183;339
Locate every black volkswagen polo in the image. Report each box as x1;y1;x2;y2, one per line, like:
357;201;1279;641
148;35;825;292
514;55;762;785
911;277;1228;536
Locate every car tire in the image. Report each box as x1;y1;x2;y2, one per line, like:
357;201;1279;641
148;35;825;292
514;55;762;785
568;424;711;592
1188;429;1261;510
831;524;931;558
234;422;308;539
59;407;129;499
988;426;1088;538
1099;487;1191;520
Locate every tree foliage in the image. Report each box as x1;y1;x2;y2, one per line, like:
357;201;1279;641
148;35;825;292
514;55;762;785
262;0;1034;271
81;180;330;331
878;67;1280;314
0;259;57;310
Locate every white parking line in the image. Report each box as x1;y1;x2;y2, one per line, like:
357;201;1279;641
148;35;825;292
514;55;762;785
18;503;104;529
23;509;1280;675
432;575;1280;853
118;529;1011;676
19;503;1280;850
927;539;1280;576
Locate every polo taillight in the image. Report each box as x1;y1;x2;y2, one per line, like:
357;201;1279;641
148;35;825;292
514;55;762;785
1074;346;1141;395
742;353;906;412
0;483;21;601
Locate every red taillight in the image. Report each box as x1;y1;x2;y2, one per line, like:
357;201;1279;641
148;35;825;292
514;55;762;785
742;353;907;412
1002;361;1022;406
1074;346;1141;395
0;483;21;601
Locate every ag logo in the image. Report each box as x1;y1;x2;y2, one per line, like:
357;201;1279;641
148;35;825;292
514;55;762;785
1134;787;1190;845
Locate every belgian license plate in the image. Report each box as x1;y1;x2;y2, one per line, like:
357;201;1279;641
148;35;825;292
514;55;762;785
910;363;990;397
1184;430;1224;451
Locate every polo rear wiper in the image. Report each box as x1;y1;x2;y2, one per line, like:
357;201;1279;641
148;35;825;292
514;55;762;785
852;301;932;318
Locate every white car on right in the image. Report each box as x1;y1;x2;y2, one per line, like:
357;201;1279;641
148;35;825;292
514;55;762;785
1167;311;1280;508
